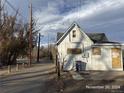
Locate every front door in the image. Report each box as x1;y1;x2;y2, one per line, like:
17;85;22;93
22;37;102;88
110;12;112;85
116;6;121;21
111;48;121;68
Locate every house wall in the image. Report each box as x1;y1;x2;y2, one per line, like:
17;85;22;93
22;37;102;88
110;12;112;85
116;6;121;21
57;25;93;70
91;45;123;71
57;24;123;71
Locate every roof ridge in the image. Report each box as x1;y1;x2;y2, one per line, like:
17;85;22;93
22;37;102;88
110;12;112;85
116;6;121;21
86;32;105;34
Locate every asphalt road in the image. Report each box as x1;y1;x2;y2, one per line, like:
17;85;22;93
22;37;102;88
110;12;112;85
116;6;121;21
0;63;55;93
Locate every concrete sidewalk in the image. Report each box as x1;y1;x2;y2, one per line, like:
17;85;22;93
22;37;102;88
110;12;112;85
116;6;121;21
0;62;55;76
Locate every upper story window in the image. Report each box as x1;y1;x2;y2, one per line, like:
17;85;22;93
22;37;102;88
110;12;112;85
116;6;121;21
92;47;101;55
72;30;76;38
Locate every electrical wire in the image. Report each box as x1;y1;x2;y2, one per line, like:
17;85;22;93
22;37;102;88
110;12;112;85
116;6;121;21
5;0;27;20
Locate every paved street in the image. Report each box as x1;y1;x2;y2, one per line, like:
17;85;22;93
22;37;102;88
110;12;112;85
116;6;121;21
0;63;55;93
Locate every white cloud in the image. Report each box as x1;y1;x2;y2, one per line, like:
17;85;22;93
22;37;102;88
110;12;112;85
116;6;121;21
33;0;124;43
62;0;124;22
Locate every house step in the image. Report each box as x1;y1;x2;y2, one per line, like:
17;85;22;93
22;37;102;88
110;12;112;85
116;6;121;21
70;71;84;80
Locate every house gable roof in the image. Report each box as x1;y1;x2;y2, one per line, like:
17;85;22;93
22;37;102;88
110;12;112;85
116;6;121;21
56;23;76;45
86;33;108;43
57;32;64;41
56;23;109;45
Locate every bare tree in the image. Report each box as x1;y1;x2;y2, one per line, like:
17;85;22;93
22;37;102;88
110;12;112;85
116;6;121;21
0;9;38;66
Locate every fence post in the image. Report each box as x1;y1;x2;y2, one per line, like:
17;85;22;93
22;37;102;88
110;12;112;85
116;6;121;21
22;63;25;68
8;65;11;73
16;64;19;71
56;54;60;79
56;55;58;73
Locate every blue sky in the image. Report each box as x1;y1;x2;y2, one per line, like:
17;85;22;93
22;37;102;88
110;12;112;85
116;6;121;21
6;0;124;44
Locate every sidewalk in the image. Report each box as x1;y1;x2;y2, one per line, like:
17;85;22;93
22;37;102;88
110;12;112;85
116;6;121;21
0;64;30;76
0;62;55;76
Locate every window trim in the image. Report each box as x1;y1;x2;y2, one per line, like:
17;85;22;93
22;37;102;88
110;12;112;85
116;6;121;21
72;30;76;38
67;48;82;54
92;47;101;55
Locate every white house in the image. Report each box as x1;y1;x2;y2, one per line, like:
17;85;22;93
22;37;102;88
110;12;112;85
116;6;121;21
56;22;123;71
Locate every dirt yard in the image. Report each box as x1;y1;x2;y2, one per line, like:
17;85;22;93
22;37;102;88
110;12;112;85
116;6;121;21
40;70;124;93
56;71;124;93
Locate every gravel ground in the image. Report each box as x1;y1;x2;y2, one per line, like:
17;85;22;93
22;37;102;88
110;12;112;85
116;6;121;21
60;71;124;93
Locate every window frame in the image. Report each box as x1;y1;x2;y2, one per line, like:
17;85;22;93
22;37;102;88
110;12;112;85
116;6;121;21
72;30;76;38
92;47;101;55
67;48;82;54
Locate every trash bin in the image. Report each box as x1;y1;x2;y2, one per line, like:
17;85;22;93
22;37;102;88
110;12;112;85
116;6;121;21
76;61;80;72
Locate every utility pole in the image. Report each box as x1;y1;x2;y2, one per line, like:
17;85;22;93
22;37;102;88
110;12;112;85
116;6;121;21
48;33;50;59
48;33;51;60
0;0;2;24
29;1;32;66
37;33;40;62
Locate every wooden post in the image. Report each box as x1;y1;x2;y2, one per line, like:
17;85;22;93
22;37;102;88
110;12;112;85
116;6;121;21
56;54;58;73
22;63;25;68
37;33;40;62
58;60;60;78
0;0;1;24
56;54;60;79
28;1;32;67
16;64;19;71
8;65;11;73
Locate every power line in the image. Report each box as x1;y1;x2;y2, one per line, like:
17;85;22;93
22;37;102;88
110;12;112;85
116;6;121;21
5;0;27;20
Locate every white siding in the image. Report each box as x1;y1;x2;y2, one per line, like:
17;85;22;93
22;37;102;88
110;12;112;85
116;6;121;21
57;24;93;70
91;45;123;71
57;24;123;71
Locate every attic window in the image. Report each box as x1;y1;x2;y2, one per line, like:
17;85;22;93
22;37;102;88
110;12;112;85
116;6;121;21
72;30;76;38
92;47;101;55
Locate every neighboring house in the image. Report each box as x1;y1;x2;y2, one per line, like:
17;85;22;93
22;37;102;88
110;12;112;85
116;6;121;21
56;22;123;71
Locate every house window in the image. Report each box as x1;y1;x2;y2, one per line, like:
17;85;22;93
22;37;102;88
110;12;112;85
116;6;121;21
111;48;121;68
67;48;82;54
92;47;101;55
72;30;76;38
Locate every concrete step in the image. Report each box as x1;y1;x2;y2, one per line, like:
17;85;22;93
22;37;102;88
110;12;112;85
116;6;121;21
70;71;84;80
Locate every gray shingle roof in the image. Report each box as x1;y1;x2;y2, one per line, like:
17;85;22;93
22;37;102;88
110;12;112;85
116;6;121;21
86;33;108;43
56;23;109;45
57;32;64;41
57;32;108;43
